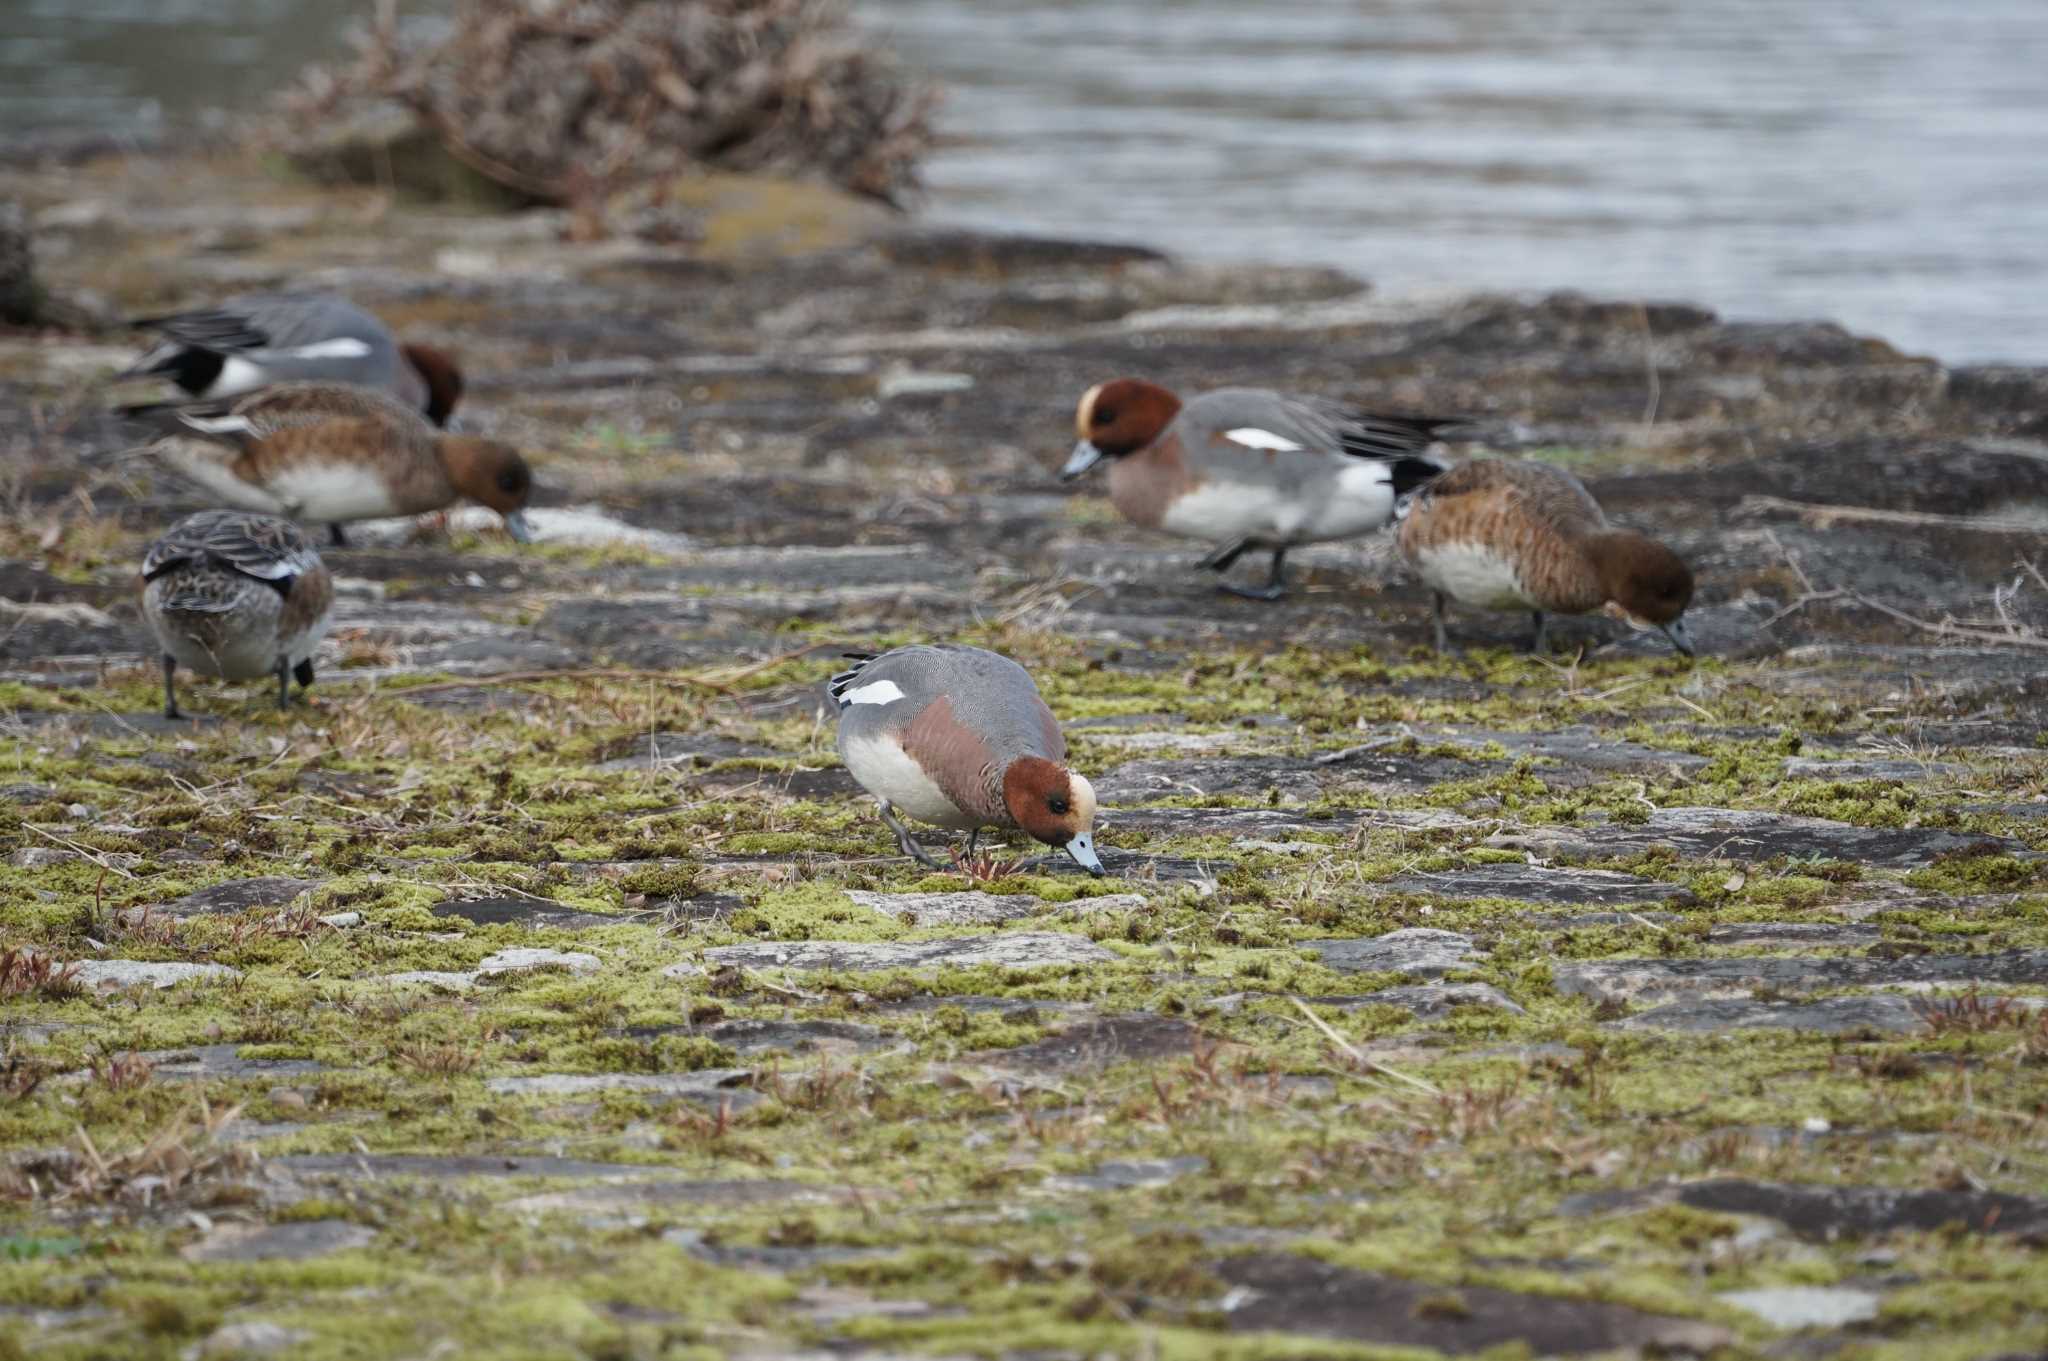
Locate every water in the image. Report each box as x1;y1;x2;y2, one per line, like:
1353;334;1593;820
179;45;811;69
4;0;2045;364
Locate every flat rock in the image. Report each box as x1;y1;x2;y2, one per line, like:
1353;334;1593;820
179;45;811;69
702;1019;895;1056
69;960;240;992
1677;1179;2048;1243
433;898;624;930
162;877;322;917
484;1070;753;1098
1334;983;1526;1018
273;1154;676;1182
1044;1156;1209;1193
845;890;1042;925
1453;727;1710;774
1784;757;1967;781
476;947;601;977
1718;1285;1881;1329
1614;995;1929;1035
182;1220;376;1263
198;1321;311;1356
370;970;478;992
1303;928;1486;979
1487;807;2027;869
1556;950;2048;1005
503;1178;828;1216
978;1015;1204;1074
702;931;1117;972
1704;921;1885;948
141;1045;328;1080
1389;864;1693;906
1215;1252;1730;1355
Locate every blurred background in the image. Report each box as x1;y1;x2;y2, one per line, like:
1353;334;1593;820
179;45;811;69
3;0;2044;364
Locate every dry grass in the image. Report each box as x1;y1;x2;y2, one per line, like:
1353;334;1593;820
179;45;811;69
0;946;83;1001
5;1100;251;1209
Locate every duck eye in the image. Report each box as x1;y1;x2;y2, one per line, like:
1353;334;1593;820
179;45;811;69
1048;797;1070;815
497;469;527;494
1093;407;1116;425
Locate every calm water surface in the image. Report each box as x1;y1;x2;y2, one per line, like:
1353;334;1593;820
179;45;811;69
4;0;2045;363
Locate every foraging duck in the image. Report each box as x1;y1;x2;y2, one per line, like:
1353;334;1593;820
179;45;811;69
1396;457;1695;655
126;382;534;546
831;644;1104;875
1061;379;1458;600
119;292;464;426
139;510;334;718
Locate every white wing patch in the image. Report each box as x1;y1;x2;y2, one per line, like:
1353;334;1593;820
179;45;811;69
842;679;906;706
207;356;270;398
287;338;374;360
178;414;256;438
1223;427;1304;452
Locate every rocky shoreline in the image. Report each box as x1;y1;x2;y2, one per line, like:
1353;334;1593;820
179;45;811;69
1;151;2046;1360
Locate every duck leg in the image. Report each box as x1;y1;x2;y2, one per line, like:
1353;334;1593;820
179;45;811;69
1432;591;1450;654
1529;610;1549;654
161;655;182;720
275;656;292;711
877;800;947;871
1222;548;1289;602
328;524;349;548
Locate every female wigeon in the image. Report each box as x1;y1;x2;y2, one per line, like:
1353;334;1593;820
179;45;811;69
120;292;463;426
1396;457;1695;656
1061;379;1459;600
140;510;334;718
128;382;533;546
831;644;1104;875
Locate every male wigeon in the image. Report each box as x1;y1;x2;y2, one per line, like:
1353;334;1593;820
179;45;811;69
831;644;1104;875
1396;457;1695;656
140;510;334;718
1061;379;1459;600
127;382;533;546
119;292;463;426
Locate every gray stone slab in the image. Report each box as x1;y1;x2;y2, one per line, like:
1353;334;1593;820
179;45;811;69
182;1220;375;1263
273;1154;676;1181
1677;1179;2048;1244
845;890;1042;925
484;1070;753;1098
1718;1286;1881;1329
977;1015;1203;1074
69;960;239;991
1215;1252;1730;1355
701;1019;895;1056
1044;1156;1209;1193
433;898;625;930
1303;928;1486;979
1454;727;1710;775
1387;864;1694;906
1331;983;1525;1018
162;878;322;917
703;932;1117;972
1705;921;1884;948
1486;807;2028;869
1613;995;1930;1035
141;1045;328;1081
1784;757;1966;781
197;1321;310;1356
1556;950;2048;1005
477;947;601;977
504;1179;829;1216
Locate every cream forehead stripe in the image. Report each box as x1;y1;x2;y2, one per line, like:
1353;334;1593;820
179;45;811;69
1069;772;1098;826
1075;383;1105;437
842;679;906;706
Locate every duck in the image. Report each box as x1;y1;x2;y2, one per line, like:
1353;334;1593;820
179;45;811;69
139;510;335;719
124;382;534;546
830;644;1104;875
118;292;464;426
1395;456;1695;656
1060;378;1459;600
